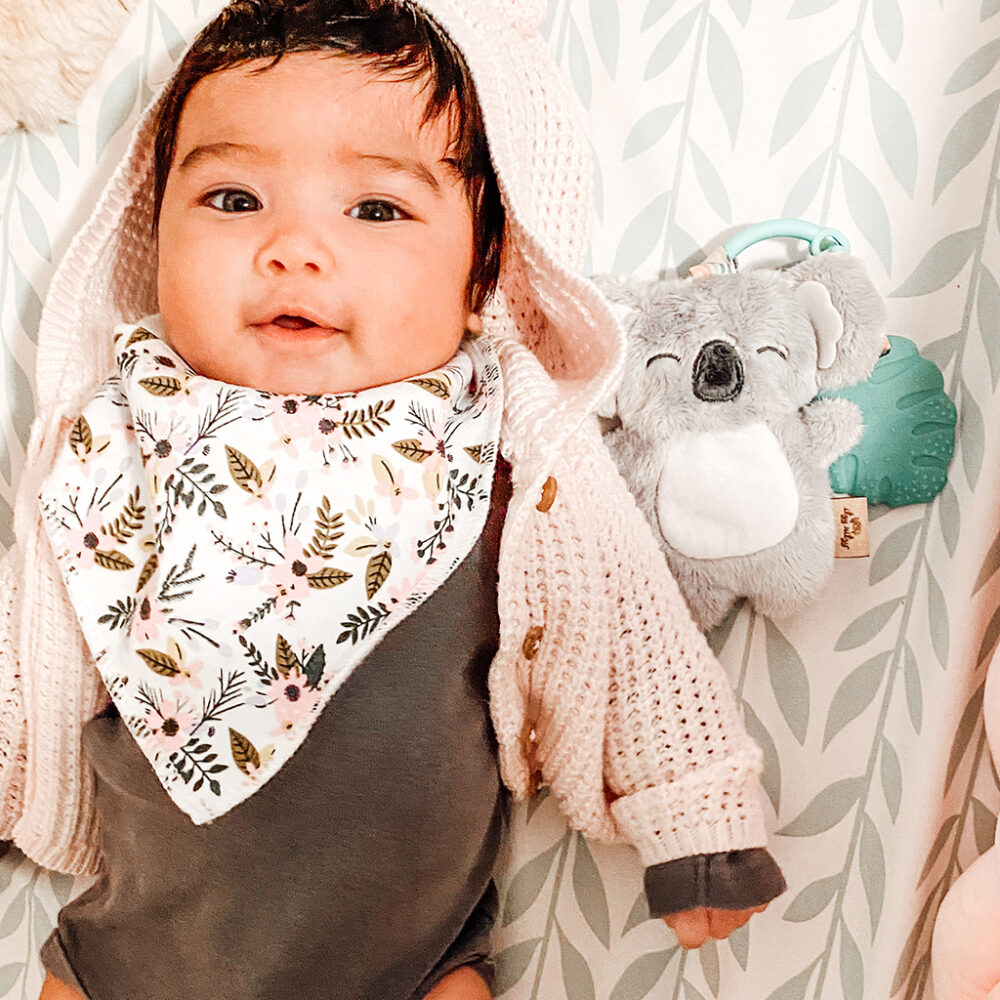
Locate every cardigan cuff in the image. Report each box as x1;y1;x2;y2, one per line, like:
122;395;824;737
610;755;767;865
643;848;786;919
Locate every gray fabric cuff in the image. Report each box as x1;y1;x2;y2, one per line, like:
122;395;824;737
643;848;786;919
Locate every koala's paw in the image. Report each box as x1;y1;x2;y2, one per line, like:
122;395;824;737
803;397;863;466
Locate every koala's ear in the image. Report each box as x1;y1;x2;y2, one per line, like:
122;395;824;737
590;274;643;418
795;281;844;370
784;254;888;390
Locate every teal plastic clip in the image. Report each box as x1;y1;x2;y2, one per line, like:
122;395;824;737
723;219;851;260
691;219;851;278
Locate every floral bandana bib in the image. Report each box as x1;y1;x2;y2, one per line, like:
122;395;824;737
38;316;502;824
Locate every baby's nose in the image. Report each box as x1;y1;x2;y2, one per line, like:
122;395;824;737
257;226;334;275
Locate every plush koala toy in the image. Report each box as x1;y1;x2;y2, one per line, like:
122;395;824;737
596;253;887;630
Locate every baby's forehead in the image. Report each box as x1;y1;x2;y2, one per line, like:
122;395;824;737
172;53;461;169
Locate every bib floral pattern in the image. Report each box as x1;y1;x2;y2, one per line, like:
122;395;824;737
38;316;502;823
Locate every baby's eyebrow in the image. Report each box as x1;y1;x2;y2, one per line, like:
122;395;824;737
176;141;266;173
348;152;442;195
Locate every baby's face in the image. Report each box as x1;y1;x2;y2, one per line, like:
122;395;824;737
156;52;476;394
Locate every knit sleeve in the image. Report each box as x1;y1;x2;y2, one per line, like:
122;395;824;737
585;424;771;866
11;524;106;874
491;403;774;866
0;544;28;837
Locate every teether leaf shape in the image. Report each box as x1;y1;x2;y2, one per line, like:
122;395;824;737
825;336;956;506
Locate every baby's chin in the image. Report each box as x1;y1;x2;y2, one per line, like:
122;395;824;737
160;337;381;395
186;357;434;396
219;345;466;395
159;321;466;395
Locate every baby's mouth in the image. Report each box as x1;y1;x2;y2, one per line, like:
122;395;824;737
250;302;339;329
250;309;343;341
271;315;317;330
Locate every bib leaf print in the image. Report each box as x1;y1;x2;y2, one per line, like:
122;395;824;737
39;316;502;823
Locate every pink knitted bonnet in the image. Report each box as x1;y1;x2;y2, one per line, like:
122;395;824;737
16;0;625;541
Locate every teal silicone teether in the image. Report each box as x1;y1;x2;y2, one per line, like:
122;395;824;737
824;336;956;506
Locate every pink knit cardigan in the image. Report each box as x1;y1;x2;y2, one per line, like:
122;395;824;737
0;0;767;874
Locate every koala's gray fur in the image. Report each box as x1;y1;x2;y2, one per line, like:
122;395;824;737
596;254;887;630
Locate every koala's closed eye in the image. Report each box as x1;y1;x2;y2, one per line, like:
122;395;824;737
756;345;789;360
646;352;681;367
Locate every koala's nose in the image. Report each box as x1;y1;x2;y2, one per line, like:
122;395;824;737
692;340;744;402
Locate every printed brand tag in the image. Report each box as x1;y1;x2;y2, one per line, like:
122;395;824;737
833;497;870;558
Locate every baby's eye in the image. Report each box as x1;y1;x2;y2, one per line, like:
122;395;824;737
204;189;262;213
349;200;407;223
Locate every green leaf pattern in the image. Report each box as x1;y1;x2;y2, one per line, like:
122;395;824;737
4;2;1000;999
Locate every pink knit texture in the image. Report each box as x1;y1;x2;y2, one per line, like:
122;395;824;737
0;550;26;837
0;0;767;874
489;357;766;861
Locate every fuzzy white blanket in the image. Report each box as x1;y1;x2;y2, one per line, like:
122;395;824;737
0;0;133;133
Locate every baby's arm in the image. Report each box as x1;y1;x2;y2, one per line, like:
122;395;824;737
491;407;784;938
0;524;106;872
589;422;786;933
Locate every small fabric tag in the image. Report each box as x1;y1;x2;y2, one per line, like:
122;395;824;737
833;497;869;558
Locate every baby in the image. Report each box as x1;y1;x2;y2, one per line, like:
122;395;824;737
0;2;785;999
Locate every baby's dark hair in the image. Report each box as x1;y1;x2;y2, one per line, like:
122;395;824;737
152;0;504;313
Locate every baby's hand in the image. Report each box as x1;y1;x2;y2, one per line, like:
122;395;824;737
663;904;768;949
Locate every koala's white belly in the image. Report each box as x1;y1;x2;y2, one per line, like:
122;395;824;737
655;423;799;559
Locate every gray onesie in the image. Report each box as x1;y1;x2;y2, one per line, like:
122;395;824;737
40;473;511;1000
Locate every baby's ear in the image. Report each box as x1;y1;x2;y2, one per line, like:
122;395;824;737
590;274;645;419
784;255;888;390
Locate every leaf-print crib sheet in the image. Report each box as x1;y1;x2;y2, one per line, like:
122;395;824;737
1;2;999;999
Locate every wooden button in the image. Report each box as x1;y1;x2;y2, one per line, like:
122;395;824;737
536;476;557;512
521;625;544;660
520;719;542;797
527;767;542;798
